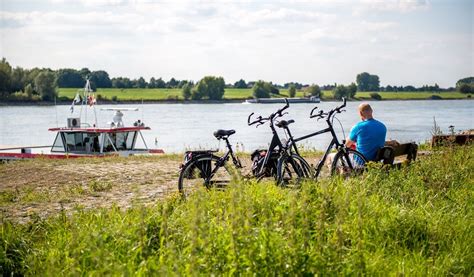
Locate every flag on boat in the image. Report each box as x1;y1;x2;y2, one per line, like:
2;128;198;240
69;92;82;113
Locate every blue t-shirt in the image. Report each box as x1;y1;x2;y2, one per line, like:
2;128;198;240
349;118;387;161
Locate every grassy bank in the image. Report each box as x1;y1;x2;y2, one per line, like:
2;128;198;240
1;145;473;275
58;88;470;102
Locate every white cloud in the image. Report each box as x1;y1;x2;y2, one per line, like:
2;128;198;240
356;0;430;14
0;0;470;87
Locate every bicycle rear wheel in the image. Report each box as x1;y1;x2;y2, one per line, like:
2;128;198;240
331;149;367;177
277;154;313;188
178;155;234;197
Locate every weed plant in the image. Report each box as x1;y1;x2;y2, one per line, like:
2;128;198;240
1;145;472;275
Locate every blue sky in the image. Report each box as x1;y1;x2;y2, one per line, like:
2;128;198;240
0;0;472;87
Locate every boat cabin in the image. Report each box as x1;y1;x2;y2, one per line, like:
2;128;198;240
49;126;151;156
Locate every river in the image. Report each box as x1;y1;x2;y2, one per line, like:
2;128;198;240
0;100;472;153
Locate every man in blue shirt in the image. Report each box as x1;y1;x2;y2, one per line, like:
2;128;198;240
345;103;386;161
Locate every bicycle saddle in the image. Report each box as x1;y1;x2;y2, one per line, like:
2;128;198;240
213;129;236;139
276;119;295;128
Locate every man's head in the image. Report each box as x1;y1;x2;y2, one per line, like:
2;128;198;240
358;103;373;120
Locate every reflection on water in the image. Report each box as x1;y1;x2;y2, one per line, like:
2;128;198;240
0;100;472;153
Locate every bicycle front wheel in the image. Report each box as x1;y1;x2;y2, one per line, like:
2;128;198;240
331;149;367;177
178;155;234;196
277;154;313;188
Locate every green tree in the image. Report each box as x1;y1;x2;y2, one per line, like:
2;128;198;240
89;70;112;88
136;77;147;88
56;69;85;88
155;78;166;88
356;72;379;91
79;68;91;79
24;83;34;99
168;78;178;88
288;85;296;97
182;83;192;100
234;79;247;88
196;76;226;100
347;82;357;98
458;83;472;94
0;58;12;97
252;80;271;98
11;67;27;92
34;71;57;101
456;77;474;94
306;84;322;98
333;85;347;100
191;88;203;100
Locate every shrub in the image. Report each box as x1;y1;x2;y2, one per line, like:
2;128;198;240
195;76;225;100
370;92;382;100
429;95;442;100
182;83;192;100
252;80;270;98
288;85;296;97
306;84;321;98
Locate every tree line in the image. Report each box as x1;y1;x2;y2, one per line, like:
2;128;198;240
0;57;471;102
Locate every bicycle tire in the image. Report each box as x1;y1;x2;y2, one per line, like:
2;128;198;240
331;148;367;177
277;154;313;187
178;155;234;196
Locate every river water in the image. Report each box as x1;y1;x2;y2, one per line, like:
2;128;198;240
0;100;472;153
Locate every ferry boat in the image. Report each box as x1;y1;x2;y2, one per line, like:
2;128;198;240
0;80;164;161
244;96;320;104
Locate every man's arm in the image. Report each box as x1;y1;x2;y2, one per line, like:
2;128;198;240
346;123;359;148
345;138;356;148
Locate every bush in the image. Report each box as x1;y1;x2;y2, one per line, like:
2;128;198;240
252;80;271;98
333;85;347;100
182;83;192;100
370;92;382;100
111;95;118;102
191;89;203;100
195;76;225;100
306;85;321;98
429;95;442;100
288;85;296;97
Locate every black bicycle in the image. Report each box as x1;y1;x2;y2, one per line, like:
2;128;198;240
278;98;368;181
178;129;242;196
248;99;312;186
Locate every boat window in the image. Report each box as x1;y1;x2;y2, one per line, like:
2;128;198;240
51;133;65;152
84;133;100;153
64;132;86;152
62;132;100;153
126;132;137;149
116;132;128;150
103;132;135;152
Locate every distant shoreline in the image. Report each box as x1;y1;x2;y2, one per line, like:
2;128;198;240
0;97;472;106
0;98;474;107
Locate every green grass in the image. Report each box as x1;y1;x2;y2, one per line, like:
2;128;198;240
58;88;470;101
1;145;473;275
58;88;306;101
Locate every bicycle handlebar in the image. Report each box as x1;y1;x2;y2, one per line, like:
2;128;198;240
248;98;290;127
309;98;346;120
248;112;269;126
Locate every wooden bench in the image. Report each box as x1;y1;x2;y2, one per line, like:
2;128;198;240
374;142;418;168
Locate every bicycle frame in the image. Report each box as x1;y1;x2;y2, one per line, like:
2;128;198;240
284;110;347;179
202;137;241;184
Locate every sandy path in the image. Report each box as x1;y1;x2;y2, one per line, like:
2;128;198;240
0;156;185;223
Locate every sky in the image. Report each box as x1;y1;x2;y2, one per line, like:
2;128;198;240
0;0;472;88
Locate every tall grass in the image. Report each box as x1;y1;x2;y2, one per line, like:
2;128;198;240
1;145;473;275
